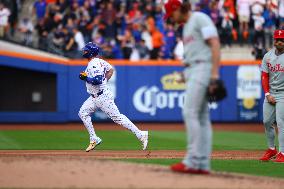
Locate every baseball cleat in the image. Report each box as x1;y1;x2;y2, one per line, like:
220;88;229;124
141;131;149;150
85;137;102;152
259;148;277;161
273;152;284;163
171;162;210;175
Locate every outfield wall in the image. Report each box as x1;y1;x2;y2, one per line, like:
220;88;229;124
0;51;264;123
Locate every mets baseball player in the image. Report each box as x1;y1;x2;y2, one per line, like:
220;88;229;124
164;0;220;174
78;42;148;152
259;29;284;162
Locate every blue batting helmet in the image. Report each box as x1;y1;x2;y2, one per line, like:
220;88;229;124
82;42;100;58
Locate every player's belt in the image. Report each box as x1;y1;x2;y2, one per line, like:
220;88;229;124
91;90;104;98
271;89;284;92
184;60;204;67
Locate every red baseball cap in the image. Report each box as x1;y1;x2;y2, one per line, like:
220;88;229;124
274;29;284;39
163;0;182;20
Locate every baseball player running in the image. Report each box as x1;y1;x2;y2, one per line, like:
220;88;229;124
78;42;149;152
164;0;220;174
259;29;284;162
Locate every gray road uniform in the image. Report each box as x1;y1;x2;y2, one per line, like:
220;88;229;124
261;49;284;153
181;12;219;171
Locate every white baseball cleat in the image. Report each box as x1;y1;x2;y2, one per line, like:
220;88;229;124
141;131;149;150
85;137;102;152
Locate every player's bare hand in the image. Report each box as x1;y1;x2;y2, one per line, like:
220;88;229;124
266;95;276;105
174;71;185;83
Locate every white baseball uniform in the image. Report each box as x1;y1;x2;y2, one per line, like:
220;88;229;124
78;57;144;144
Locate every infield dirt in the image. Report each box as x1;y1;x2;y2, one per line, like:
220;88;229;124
0;123;283;189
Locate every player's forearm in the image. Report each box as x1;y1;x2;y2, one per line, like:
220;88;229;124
261;71;270;94
105;69;114;81
86;75;103;85
66;39;74;50
209;37;220;79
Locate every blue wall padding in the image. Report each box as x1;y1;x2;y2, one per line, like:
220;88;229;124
0;55;264;123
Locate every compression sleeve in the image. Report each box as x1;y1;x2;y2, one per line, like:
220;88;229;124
261;71;269;94
86;75;103;85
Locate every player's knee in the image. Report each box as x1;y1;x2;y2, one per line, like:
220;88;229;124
263;118;273;127
78;109;87;120
276;117;284;127
183;108;199;118
112;114;125;125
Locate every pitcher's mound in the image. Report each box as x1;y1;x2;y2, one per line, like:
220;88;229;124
0;154;284;189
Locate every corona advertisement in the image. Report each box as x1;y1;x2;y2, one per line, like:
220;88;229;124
237;66;261;121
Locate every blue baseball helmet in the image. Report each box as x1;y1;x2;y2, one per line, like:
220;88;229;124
82;42;100;58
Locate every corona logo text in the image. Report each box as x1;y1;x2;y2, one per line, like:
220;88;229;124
133;86;185;116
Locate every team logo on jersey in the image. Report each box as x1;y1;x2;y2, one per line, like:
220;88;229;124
267;63;284;72
161;73;185;90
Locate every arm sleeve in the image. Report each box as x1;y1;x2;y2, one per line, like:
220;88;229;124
261;71;269;93
197;13;218;40
86;75;103;85
261;54;269;93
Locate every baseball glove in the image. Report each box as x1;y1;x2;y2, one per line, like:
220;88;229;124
79;72;87;81
207;79;227;102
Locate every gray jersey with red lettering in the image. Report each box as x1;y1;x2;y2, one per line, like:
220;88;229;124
181;11;219;171
261;48;284;100
182;11;218;65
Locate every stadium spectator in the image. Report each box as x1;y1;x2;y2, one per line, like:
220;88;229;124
173;36;184;60
150;27;164;59
164;23;176;59
48;25;65;56
223;0;236;19
236;0;250;41
18;17;34;46
279;0;284;28
251;0;265;16
220;6;234;47
3;0;284;61
36;18;49;51
136;39;150;60
102;2;116;23
199;0;211;16
117;28;135;59
33;0;47;21
263;2;277;49
252;12;265;48
141;24;153;52
62;27;79;58
209;0;220;25
0;2;10;38
72;27;85;51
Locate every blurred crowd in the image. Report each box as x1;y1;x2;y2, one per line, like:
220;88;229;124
0;0;284;60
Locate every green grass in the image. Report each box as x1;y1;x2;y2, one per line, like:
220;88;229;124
1;129;283;178
124;159;284;178
0;130;271;150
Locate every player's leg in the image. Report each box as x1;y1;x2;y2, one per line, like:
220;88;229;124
197;98;212;171
260;101;277;160
263;101;277;148
78;97;101;144
182;78;208;170
96;94;148;149
275;102;284;161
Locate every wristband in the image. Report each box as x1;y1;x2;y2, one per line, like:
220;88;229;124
265;92;270;97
